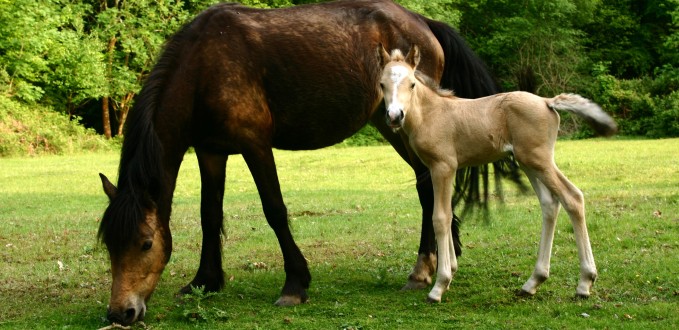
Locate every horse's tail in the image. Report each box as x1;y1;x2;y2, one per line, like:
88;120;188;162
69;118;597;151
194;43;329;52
423;17;527;214
548;94;618;137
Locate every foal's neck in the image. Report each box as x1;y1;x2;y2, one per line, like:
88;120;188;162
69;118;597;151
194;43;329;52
403;82;444;133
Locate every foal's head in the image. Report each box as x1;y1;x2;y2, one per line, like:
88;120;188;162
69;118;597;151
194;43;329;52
377;44;421;130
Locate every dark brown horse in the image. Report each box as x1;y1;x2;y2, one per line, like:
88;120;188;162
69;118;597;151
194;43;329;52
98;0;505;325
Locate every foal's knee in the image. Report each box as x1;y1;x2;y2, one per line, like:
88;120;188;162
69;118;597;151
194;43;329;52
432;212;450;233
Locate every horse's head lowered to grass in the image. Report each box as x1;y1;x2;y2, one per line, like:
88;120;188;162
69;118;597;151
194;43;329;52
99;173;171;325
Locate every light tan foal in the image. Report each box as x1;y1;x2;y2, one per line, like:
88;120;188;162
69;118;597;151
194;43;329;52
378;45;616;303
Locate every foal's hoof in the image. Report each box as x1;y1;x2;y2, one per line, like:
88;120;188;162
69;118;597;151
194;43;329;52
575;292;591;299
425;295;441;303
275;294;307;306
515;289;535;297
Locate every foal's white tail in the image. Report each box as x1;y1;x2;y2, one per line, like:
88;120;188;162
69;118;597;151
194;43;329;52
547;93;618;136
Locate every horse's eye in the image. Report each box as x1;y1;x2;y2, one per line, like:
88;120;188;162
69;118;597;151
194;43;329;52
141;240;153;251
379;83;385;90
410;83;416;89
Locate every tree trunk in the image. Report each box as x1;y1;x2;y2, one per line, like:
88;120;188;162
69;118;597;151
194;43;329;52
116;92;134;136
102;96;112;139
102;36;117;139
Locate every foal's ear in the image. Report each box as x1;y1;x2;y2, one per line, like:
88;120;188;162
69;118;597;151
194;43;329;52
406;45;421;69
376;43;391;67
99;173;118;201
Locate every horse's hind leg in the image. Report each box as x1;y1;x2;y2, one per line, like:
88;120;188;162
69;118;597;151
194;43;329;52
242;147;311;306
519;170;560;296
527;165;597;297
181;150;228;294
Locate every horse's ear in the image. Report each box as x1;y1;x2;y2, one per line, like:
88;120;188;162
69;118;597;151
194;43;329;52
406;45;421;69
99;173;118;201
377;43;391;67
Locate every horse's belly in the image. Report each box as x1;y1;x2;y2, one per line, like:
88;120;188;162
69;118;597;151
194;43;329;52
271;103;376;150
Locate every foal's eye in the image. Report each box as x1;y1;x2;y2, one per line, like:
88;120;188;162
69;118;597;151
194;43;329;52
379;83;385;90
410;83;416;90
141;240;153;251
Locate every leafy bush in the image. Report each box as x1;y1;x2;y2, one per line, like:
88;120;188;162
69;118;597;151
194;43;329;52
341;124;389;147
0;95;113;157
585;63;679;138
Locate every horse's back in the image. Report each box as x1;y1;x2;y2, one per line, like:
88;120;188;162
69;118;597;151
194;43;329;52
158;0;443;151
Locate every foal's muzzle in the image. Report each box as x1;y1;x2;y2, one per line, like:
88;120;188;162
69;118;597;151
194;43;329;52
387;108;404;128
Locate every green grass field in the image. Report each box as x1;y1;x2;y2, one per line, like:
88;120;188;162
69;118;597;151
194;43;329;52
0;139;677;329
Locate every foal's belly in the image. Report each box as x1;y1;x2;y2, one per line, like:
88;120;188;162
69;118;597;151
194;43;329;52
454;135;509;168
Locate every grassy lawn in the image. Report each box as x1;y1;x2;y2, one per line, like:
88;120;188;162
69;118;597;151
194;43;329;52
0;138;677;329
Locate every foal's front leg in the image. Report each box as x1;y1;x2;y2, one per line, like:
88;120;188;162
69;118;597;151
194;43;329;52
427;162;458;302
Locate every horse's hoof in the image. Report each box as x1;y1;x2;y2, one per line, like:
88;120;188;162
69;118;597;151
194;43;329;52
275;295;306;306
178;285;192;296
425;295;441;303
401;280;429;291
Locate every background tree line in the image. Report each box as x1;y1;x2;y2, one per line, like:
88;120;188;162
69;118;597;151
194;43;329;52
0;0;677;152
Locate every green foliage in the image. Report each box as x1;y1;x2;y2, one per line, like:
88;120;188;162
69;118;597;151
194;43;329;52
587;62;679;137
0;95;112;156
0;0;106;108
180;286;229;323
454;0;594;94
341;124;389;146
1;0;678;148
398;0;460;27
583;0;677;78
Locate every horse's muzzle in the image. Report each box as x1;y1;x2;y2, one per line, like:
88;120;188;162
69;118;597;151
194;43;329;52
106;302;146;326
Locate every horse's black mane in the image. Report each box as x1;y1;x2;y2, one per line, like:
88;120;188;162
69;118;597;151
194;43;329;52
98;21;194;252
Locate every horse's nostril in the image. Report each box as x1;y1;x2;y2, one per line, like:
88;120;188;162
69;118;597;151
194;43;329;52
124;308;136;323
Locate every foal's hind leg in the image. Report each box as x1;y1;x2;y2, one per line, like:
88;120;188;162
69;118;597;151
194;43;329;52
519;170;560;296
181;151;228;294
525;165;597;297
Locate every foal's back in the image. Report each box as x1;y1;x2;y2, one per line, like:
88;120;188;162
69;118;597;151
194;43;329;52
422;91;560;168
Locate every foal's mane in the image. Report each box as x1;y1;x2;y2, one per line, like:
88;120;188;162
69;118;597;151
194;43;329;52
98;20;194;252
414;70;455;98
388;49;454;99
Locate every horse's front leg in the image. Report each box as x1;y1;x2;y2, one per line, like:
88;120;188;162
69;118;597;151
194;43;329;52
401;170;438;290
427;162;457;303
242;147;310;306
180;150;228;294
